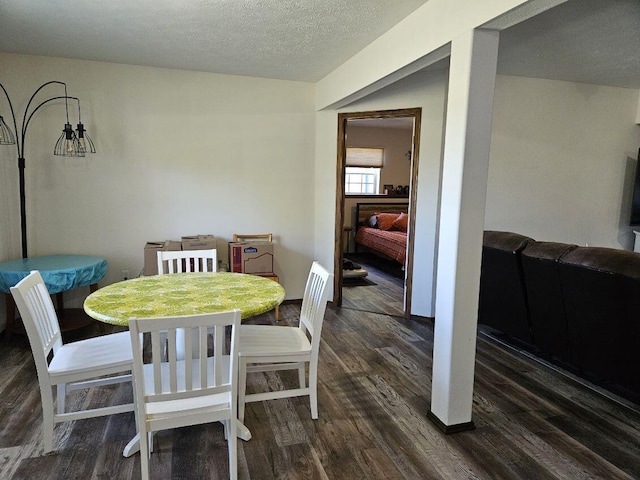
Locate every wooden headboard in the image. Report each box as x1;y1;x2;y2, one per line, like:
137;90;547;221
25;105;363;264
355;202;409;227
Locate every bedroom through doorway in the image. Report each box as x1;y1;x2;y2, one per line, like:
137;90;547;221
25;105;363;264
334;108;421;317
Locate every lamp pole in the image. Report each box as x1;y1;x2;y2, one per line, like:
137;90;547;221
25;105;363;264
0;81;86;259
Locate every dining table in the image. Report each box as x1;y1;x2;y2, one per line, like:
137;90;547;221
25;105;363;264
0;254;107;337
83;271;285;457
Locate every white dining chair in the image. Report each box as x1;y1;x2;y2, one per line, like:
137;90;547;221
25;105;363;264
238;261;333;422
129;310;240;480
10;270;134;454
157;248;217;274
157;248;218;359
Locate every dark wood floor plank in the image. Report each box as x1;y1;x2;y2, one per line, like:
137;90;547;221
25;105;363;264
342;254;405;317
2;299;640;479
250;372;309;448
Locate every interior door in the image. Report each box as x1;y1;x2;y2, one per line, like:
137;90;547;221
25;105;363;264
334;108;422;316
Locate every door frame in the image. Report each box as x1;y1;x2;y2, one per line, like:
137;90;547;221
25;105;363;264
334;107;422;315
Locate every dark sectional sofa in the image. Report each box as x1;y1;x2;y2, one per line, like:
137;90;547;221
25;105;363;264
478;230;640;403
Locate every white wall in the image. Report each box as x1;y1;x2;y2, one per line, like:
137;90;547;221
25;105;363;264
315;68;448;317
0;53;316;320
486;75;640;249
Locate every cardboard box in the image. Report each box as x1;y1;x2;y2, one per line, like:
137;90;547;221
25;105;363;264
229;241;274;274
181;234;216;251
181;235;217;271
143;240;182;276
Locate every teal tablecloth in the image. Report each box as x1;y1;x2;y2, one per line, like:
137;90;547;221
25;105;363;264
0;255;108;294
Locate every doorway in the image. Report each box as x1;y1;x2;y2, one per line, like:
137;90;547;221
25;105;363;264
334;108;422;316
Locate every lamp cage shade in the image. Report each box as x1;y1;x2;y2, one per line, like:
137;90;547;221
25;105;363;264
0;115;16;145
54;123;85;157
76;122;96;153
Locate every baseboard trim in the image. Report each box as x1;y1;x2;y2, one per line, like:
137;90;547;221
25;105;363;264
427;410;475;434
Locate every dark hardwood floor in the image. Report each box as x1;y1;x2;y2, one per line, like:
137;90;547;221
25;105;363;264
342;253;405;317
1;301;640;479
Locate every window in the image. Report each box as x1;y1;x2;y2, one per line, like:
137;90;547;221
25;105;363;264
345;147;384;195
345;167;380;194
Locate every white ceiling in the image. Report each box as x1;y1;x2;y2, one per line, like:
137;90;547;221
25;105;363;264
0;0;428;82
0;0;638;88
497;0;640;89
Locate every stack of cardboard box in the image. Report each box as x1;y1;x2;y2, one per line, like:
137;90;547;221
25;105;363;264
228;241;274;275
181;235;217;251
228;237;279;319
143;235;277;277
143;235;216;276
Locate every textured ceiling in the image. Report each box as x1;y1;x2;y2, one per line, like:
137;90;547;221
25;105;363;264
497;0;640;89
0;0;429;82
0;0;638;88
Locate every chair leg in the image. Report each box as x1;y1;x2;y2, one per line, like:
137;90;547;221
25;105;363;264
298;364;305;389
139;428;151;480
42;408;54;454
149;432;155;453
56;384;66;415
238;358;248;423
309;361;318;420
42;386;56;453
228;418;238;480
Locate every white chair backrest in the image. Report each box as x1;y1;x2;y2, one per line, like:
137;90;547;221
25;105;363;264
157;249;217;275
299;262;333;345
10;270;62;384
129;310;240;409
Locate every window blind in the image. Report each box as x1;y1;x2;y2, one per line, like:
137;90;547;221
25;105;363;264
346;147;384;168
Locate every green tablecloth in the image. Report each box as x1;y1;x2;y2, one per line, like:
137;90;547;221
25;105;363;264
83;272;285;326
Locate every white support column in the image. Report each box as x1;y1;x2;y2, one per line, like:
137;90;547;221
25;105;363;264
428;28;499;432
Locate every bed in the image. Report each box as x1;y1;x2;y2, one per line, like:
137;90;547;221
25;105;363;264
354;202;409;266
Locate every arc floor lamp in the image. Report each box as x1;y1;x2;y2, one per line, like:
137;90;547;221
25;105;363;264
0;80;95;259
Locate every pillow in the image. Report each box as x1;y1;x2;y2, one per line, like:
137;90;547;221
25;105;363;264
375;212;400;231
366;215;378;228
391;212;409;232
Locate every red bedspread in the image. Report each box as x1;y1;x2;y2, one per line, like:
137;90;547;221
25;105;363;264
355;227;407;265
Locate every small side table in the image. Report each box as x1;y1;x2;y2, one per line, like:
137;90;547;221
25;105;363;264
0;254;108;337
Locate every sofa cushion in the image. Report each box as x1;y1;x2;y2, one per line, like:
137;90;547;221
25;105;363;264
483;230;533;253
478;231;535;345
558;246;640;399
559;247;640;279
521;241;577;364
